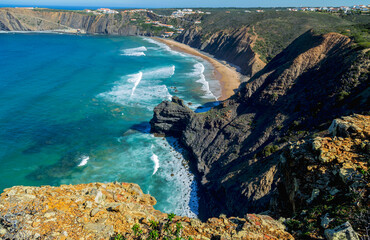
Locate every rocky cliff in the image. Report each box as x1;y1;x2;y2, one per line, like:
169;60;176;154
176;26;266;77
0;182;293;240
151;30;369;221
0;8;154;35
278;114;369;238
0;8;266;77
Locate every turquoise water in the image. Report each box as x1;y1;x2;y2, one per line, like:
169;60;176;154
0;33;221;217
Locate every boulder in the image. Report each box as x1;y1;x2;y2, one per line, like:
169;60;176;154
324;222;359;240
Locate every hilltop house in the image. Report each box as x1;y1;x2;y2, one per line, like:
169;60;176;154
162;32;174;38
97;8;118;14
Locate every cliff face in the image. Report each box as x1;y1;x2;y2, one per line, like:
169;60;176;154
176;26;266;76
4;8;267;77
0;182;293;240
0;8;152;35
151;30;369;218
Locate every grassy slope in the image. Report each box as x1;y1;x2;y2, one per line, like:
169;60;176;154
151;8;369;63
25;8;369;61
197;10;368;62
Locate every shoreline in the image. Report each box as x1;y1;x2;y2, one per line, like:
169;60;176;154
153;37;241;101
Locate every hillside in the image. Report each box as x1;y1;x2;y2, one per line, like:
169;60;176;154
175;10;369;75
150;30;369;238
0;8;368;77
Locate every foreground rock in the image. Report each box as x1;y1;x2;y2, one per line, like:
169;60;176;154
279;114;369;238
0;182;293;239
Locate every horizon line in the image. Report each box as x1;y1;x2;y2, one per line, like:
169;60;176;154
0;4;367;10
1;4;368;9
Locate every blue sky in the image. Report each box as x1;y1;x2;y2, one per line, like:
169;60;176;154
1;0;369;8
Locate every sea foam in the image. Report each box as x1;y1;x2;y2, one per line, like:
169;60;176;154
128;72;143;96
145;65;175;79
78;156;90;167
98;68;172;108
191;63;217;100
151;146;160;175
142;38;186;56
121;46;147;56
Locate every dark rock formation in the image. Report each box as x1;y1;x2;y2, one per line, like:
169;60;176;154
151;30;370;218
176;26;266;76
150;97;194;137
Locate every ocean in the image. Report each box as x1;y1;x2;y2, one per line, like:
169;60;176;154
0;33;221;217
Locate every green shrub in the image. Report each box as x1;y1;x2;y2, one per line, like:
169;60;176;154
262;144;279;157
337;90;350;101
114;213;192;240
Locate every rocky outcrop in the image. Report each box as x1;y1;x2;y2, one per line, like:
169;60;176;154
150;97;194;137
151;30;369;218
0;182;293;240
279;114;369;238
176;26;266;76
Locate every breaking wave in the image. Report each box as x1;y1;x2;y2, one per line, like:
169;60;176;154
77;155;90;167
151;146;160;175
121;46;147;56
127;72;143;96
192;63;217;100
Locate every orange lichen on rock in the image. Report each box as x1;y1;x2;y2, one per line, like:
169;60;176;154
0;182;293;239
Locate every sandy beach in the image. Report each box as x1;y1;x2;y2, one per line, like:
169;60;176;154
154;37;241;100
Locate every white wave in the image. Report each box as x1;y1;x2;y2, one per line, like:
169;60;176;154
144;65;175;79
128;72;143;96
151;149;160;175
121;46;147;56
142;37;186;56
122;52;146;56
155;137;199;217
78;156;90;167
191;63;217;100
98;81;172;107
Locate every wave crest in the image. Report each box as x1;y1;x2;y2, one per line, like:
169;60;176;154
121;46;147;56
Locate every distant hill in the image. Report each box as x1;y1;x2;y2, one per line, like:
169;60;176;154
0;7;368;76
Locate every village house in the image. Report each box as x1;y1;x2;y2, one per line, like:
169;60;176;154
97;8;118;14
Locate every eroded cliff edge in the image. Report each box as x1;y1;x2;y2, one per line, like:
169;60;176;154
176;26;266;76
150;30;369;237
0;182;293;239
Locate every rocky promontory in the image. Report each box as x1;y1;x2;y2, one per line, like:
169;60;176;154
151;28;369;238
0;182;293;239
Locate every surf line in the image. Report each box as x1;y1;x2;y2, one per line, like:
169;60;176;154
151;145;160;175
128;72;143;97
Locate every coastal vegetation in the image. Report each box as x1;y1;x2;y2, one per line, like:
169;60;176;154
114;214;193;240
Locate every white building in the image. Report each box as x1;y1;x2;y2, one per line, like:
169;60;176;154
97;8;118;14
